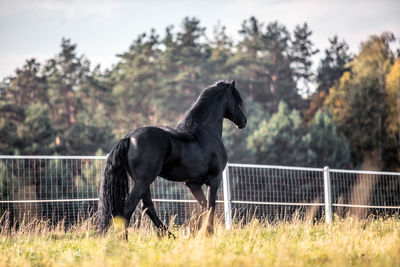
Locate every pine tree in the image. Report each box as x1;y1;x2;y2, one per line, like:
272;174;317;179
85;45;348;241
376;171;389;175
306;110;351;168
209;21;233;76
316;35;351;93
111;29;162;134
232;18;302;113
0;59;52;154
159;17;211;123
247;101;307;165
18;103;56;154
291;23;319;97
234;17;269;102
304;35;351;121
46;38;89;134
262;21;303;112
71;67;115;154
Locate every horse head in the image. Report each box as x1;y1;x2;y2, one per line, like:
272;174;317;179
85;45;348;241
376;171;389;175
224;80;247;129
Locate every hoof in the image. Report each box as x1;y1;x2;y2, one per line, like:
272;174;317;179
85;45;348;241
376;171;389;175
157;228;175;239
168;231;176;239
123;230;128;241
206;225;214;236
112;216;128;240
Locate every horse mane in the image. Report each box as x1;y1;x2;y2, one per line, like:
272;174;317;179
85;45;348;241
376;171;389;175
176;81;230;136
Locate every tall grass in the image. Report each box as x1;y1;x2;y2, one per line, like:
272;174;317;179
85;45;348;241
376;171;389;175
0;214;399;266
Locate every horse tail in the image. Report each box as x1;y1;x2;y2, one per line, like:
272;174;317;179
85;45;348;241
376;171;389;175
97;137;131;233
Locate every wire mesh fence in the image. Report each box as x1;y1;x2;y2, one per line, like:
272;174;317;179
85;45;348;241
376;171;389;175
0;156;224;226
0;156;399;227
0;156;103;226
226;164;326;223
330;169;400;218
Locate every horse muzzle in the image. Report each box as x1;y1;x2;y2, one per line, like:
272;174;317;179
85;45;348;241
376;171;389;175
237;118;247;129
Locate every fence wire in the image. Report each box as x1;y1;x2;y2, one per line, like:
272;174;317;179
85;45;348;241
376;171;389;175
0;156;399;226
227;164;325;222
0;156;224;226
330;169;400;217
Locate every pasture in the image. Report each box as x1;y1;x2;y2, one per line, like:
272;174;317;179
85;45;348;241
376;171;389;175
0;216;399;266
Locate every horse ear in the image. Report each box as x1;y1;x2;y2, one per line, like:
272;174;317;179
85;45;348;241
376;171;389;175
230;80;236;88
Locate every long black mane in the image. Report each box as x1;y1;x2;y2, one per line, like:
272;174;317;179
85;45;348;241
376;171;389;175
176;81;244;135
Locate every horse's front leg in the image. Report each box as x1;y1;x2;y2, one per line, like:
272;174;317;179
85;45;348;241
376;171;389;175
186;182;207;231
206;174;222;235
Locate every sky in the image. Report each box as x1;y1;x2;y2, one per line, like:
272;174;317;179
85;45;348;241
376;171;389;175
0;0;399;80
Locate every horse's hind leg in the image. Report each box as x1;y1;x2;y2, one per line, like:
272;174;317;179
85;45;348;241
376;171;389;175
122;156;161;239
122;181;149;237
123;175;157;239
142;188;174;238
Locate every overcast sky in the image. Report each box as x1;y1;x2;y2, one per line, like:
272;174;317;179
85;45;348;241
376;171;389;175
0;0;399;80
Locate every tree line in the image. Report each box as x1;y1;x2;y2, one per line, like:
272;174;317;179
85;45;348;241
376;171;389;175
1;16;399;171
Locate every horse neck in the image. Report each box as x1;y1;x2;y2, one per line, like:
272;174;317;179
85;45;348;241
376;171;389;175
182;100;225;138
200;103;225;137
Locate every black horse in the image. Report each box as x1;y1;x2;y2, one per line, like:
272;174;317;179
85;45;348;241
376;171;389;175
98;80;246;236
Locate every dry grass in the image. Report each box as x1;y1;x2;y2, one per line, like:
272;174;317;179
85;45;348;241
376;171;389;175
0;214;399;267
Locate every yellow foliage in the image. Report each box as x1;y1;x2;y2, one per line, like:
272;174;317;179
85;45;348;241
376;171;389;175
325;34;395;133
352;33;394;82
304;91;327;122
385;57;400;139
324;71;352;123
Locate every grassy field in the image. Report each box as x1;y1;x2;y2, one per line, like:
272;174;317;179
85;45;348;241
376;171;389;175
0;216;399;267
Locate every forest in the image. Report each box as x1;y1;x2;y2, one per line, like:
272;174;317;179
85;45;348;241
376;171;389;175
1;16;399;171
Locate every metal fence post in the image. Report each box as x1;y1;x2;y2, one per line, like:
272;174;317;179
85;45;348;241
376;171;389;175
323;166;333;224
222;163;232;229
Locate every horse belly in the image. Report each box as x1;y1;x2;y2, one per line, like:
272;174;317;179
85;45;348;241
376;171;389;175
160;151;209;182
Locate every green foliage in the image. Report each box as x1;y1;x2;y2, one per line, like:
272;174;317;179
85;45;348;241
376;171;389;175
291;22;319;97
306;110;351;168
64;122;114;155
18;103;56;154
0;39;116;155
316;35;352;93
232;18;303;113
0;59;54;154
247;102;351;167
46;38;89;132
0;161;19;200
248;101;307;165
